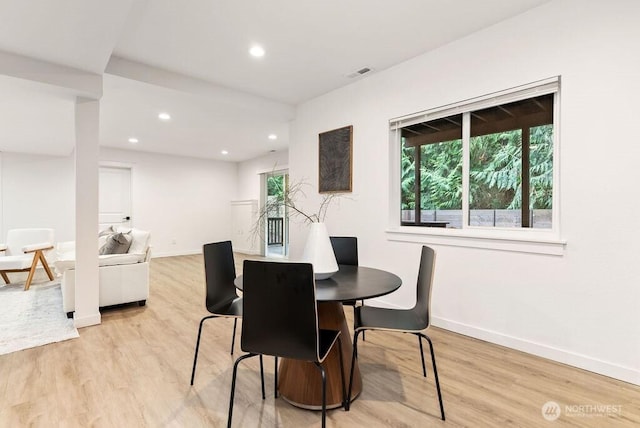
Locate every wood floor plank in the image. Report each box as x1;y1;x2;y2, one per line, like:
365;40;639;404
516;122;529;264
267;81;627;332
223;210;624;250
0;254;638;427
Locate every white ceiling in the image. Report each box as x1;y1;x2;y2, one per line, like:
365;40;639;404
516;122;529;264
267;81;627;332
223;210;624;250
0;0;551;162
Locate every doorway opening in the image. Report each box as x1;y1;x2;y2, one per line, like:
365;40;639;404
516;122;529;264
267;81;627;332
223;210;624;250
265;171;289;258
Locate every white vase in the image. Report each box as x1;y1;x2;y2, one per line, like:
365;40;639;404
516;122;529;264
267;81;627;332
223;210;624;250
302;222;339;280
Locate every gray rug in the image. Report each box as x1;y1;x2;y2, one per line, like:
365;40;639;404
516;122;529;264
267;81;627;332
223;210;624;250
0;280;79;355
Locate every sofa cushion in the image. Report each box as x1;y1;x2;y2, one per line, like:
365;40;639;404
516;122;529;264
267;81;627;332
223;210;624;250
98;252;146;266
99;232;132;255
55;252;147;271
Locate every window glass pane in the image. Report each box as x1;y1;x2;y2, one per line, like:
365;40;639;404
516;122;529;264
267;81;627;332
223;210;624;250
401;138;416;223
420;140;462;227
469;94;553;228
469;129;522;227
530;124;553;229
401;114;462;227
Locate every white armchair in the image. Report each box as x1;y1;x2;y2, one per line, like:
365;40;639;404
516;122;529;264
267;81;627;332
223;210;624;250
55;228;151;317
0;228;55;290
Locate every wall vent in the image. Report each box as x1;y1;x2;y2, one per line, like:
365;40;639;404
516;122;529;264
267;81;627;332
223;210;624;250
346;67;373;78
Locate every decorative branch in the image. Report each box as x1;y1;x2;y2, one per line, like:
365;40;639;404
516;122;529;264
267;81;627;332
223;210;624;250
250;178;347;243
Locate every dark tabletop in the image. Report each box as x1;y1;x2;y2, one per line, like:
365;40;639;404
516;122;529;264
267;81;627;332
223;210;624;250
234;264;402;303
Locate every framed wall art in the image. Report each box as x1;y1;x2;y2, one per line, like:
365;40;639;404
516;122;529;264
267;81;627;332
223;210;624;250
318;125;352;193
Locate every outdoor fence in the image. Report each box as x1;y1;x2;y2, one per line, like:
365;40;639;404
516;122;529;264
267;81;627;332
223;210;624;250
401;209;552;229
267;217;284;245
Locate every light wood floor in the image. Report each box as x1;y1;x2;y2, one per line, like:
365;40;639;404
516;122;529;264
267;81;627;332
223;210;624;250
1;254;638;427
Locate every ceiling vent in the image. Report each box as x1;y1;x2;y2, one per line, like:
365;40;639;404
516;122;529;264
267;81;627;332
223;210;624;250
346;67;373;78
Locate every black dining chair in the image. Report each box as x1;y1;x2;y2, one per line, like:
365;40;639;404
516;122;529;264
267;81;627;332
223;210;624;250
190;241;243;385
346;245;445;420
330;236;365;340
227;260;347;428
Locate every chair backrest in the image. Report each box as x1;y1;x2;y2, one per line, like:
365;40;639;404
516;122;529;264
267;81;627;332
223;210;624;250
241;260;319;361
329;236;358;266
413;245;436;329
6;228;54;256
203;241;238;313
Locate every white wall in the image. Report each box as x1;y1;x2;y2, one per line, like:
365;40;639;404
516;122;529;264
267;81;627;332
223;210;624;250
234;150;288;255
1;149;238;257
0;152;75;241
236;149;288;201
100;148;238;257
288;0;640;385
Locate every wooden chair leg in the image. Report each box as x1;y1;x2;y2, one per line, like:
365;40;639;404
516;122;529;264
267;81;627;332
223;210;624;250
24;252;44;290
0;271;10;284
38;251;55;281
24;250;54;291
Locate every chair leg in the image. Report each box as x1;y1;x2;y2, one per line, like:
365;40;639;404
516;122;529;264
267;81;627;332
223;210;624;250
259;354;265;399
417;334;427;377
0;272;9;284
361;301;365;342
230;318;238;355
228;353;258;428
190;315;217;385
336;338;347;410
353;305;365;342
346;329;363;411
24;253;40;291
274;356;279;398
421;333;445;421
38;251;55;281
313;362;327;428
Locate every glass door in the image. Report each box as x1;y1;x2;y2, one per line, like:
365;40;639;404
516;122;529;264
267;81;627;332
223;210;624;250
266;172;289;258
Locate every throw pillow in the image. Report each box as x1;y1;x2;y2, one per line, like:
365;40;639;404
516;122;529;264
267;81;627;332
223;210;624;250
99;232;132;255
98;226;116;249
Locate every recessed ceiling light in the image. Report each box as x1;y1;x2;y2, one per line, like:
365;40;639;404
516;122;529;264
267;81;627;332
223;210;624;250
268;134;277;140
249;45;265;58
158;112;171;121
221;150;229;155
128;137;139;144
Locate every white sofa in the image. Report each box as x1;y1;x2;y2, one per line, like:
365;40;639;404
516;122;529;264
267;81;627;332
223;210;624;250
56;228;151;317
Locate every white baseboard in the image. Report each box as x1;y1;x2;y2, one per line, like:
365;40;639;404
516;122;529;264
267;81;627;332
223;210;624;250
151;249;261;258
151;249;202;258
433;316;640;386
73;311;101;328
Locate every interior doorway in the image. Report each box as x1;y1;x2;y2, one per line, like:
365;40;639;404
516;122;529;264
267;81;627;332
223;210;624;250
99;166;132;230
265;171;289;258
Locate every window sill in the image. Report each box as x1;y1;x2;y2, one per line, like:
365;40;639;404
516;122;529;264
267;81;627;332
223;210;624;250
385;226;566;255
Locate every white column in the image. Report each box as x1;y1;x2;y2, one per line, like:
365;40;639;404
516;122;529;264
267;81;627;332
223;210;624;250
73;97;101;327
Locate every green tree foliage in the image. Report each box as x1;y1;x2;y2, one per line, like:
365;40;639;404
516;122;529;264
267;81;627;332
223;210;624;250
470;125;553;209
401;125;553;211
267;174;285;198
420;140;462;209
470;130;521;209
528;125;554;209
401;142;416;209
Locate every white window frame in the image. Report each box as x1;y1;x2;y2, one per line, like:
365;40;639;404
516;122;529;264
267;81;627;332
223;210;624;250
386;77;566;255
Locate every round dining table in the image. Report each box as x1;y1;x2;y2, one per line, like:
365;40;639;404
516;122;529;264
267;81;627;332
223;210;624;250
235;264;402;410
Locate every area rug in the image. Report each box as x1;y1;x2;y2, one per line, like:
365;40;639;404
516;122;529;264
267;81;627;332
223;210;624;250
0;280;79;355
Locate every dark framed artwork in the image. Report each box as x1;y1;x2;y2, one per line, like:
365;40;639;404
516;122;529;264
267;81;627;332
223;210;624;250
318;125;353;193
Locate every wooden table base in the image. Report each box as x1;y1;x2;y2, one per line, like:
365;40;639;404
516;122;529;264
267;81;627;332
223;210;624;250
277;301;362;409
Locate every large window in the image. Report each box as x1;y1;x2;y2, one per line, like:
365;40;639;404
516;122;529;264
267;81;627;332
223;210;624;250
399;82;557;230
